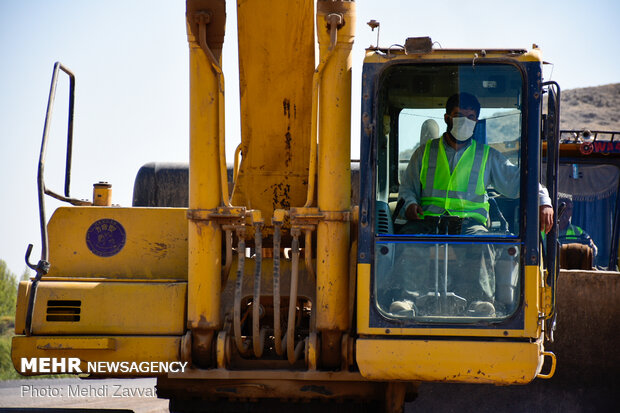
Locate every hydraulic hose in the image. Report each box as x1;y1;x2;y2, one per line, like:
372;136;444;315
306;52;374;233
233;232;249;355
273;220;284;356
252;223;266;357
286;232;305;364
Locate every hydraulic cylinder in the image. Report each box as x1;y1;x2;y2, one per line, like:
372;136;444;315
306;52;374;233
316;0;356;366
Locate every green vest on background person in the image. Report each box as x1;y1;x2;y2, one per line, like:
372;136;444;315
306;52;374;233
541;224;586;243
419;138;490;225
560;224;585;242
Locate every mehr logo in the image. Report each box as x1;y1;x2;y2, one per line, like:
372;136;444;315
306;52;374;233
85;218;126;257
21;358;82;373
20;358;189;374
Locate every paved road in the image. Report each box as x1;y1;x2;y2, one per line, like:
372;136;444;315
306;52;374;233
1;375;615;412
410;379;617;413
0;378;168;412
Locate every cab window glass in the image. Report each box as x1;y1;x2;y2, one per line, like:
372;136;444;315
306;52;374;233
375;64;523;237
374;63;525;323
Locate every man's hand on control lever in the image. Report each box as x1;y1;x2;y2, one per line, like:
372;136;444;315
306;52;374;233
405;203;424;220
540;205;554;234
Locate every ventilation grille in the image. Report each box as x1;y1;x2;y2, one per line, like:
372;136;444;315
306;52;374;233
46;300;81;322
375;200;395;234
376;208;391;234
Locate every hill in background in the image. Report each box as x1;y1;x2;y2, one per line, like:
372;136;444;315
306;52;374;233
480;83;619;147
560;83;620;131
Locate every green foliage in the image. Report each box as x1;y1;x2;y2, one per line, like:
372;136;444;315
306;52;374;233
0;264;69;381
0;321;72;380
21;268;32;281
0;260;17;317
0;260;19;380
0;332;21;380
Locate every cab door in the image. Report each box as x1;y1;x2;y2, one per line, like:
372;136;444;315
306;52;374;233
356;56;552;383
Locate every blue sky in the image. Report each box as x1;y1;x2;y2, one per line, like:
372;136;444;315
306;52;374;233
1;0;619;276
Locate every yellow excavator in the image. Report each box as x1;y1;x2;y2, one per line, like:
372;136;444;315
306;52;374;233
16;0;619;411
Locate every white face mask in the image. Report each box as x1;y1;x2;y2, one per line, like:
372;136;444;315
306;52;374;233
450;116;476;141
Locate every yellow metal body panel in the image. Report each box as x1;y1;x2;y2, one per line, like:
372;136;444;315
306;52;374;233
524;264;543;337
27;281;186;335
14;281;30;334
356;338;542;384
363;47;543;64
46;207;187;279
231;0;315;226
36;338;116;350
357;263;543;338
12;336;181;377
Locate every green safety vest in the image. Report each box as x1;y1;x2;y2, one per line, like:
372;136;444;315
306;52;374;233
419;137;491;225
542;224;586;243
560;224;585;241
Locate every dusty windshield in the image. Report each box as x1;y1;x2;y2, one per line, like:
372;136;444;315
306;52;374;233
374;63;525;323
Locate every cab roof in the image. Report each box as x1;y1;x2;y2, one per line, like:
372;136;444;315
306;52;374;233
364;37;543;64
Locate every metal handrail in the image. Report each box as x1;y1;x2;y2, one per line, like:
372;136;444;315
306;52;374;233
559;129;619;144
24;62;78;335
543;80;561;341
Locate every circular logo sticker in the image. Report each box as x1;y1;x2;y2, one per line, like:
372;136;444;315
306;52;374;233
86;219;126;257
580;142;594;155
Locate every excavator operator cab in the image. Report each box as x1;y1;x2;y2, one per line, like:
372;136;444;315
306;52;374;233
355;37;561;339
355;43;558;384
370;61;525;323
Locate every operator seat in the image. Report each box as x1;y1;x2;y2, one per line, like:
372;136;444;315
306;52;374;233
560;243;594;270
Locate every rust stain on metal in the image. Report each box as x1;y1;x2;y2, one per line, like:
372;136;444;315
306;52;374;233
285;126;292;151
285;126;292;167
270;182;291;210
150;242;168;256
196;315;211;330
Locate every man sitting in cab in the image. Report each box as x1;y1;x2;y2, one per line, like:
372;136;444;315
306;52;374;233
390;92;553;318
